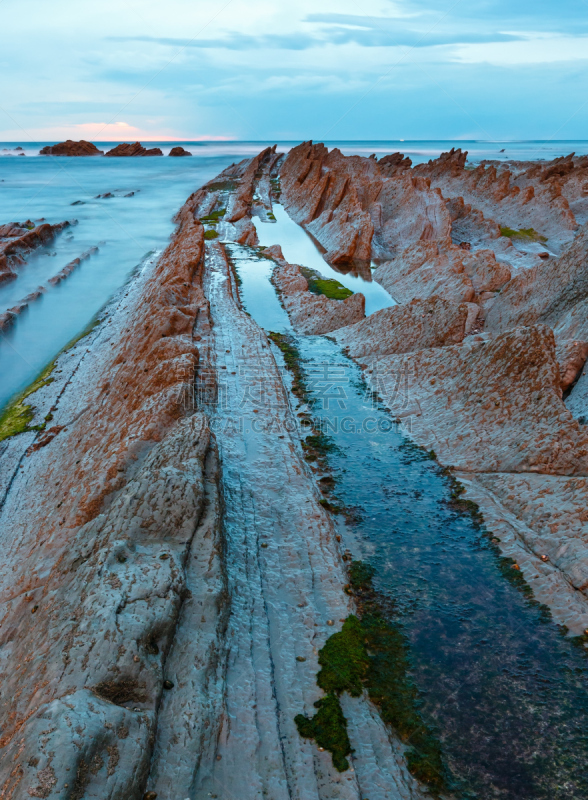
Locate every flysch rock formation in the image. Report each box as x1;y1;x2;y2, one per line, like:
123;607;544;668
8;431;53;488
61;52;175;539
39;140;104;156
264;243;366;334
0;153;427;799
0;220;72;283
276;143;588;634
280;142;452;267
413;148;578;251
105;142;164;157
332;297;470;359
0;246;99;331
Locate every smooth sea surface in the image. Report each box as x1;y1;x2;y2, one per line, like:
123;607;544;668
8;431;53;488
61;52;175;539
1;139;587;408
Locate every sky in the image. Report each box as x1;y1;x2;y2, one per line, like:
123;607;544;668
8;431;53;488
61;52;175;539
2;0;588;141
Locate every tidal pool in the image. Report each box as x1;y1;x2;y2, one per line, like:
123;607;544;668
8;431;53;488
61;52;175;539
252;204;396;316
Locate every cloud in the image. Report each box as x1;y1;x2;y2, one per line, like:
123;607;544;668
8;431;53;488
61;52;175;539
109;33;319;51
111;25;525;52
453;35;588;65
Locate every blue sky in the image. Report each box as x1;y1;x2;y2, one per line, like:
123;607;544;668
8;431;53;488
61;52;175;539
2;0;588;141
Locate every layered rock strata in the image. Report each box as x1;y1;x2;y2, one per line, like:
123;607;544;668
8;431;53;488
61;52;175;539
275;143;588;633
0;247;100;331
0;196;212;796
265;244;366;335
280;141;451;266
332;297;470;359
0;157;426;799
105;142;163;157
413;148;578;248
0;220;72;283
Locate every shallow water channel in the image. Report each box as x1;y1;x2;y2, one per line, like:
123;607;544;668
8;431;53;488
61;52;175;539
252;205;396;315
228;224;588;800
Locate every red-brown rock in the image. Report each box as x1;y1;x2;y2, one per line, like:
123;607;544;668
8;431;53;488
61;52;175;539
333;296;470;359
39;140;104;156
105;141;163;157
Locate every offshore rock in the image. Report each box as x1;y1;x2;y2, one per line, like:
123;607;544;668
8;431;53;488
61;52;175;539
39;140;104;156
0;219;72;276
105;141;164;157
169;146;192;157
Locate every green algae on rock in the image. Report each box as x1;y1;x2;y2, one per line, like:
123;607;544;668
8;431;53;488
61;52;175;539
500;226;548;243
300;267;354;301
296;568;450;792
0;360;56;442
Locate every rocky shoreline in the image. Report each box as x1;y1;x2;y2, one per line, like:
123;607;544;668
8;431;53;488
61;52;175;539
1;143;588;797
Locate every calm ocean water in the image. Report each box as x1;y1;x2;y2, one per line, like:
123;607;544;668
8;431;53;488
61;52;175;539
1;139;587;408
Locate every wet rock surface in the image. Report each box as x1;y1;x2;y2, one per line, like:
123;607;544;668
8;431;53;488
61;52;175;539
0;157;427;798
0;219;72;282
269;247;366;334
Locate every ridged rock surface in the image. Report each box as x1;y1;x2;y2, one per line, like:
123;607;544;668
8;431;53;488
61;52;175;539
0;198;210;797
485;222;588;340
414;148;578;247
364;325;588;475
373;240;510;308
0;220;71;282
267;245;366;334
332;297;469;359
105;142;163;157
0;157;428;799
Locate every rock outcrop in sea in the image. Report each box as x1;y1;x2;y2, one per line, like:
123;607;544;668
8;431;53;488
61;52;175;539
169;146;192;157
0;219;72;283
39;140;104;156
105;141;164;157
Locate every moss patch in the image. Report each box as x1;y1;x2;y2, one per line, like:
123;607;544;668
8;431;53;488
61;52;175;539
296;593;450;791
295;694;352;772
317;616;369;696
204;229;219;240
296;617;367;772
349;563;450;793
300;267;353;301
268;332;310;404
205;179;237;193
500;226;548;243
0;360;56;443
199;208;226;224
0;314;101;445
